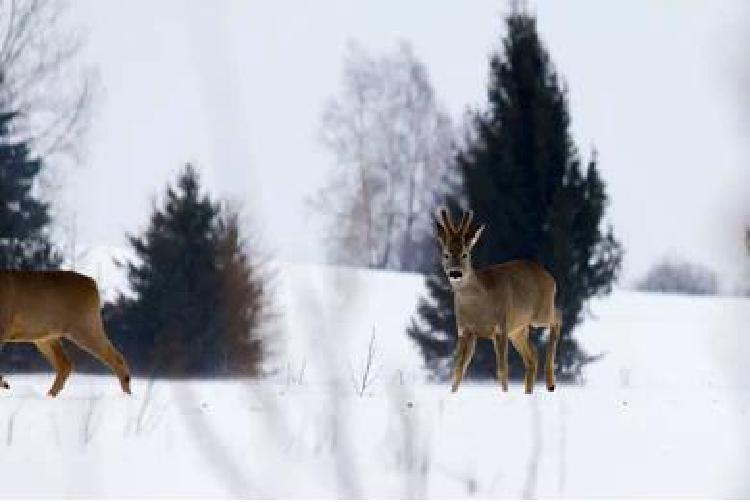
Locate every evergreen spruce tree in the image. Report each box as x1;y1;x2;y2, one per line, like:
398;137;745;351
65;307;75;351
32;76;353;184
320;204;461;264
0;111;60;270
408;11;622;382
105;165;268;376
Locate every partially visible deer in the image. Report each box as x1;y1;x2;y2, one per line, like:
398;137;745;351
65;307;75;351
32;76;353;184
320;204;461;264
435;207;562;394
0;271;131;397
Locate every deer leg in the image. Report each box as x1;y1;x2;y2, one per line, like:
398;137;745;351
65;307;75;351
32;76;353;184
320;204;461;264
451;332;476;393
35;338;73;397
450;336;467;393
546;312;562;392
0;340;7;390
493;328;509;392
511;327;538;394
66;320;131;395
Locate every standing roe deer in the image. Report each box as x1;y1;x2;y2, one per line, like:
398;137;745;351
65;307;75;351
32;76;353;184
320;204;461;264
0;270;131;397
435;207;562;394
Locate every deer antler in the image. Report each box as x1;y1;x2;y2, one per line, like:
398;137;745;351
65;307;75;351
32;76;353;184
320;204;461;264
437;206;456;234
459;210;474;236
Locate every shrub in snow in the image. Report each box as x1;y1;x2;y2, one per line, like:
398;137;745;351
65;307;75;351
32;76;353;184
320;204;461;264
636;258;718;296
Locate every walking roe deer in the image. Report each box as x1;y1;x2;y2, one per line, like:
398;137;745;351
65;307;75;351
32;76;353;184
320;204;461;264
0;271;131;397
435;208;562;394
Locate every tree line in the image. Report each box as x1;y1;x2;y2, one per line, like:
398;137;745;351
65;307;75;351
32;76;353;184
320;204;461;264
3;3;741;381
0;4;623;381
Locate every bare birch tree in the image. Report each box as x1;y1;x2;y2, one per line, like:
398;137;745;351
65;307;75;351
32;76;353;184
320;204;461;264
312;41;456;271
0;0;95;166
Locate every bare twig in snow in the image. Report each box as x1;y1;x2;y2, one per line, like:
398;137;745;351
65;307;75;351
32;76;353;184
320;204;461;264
133;376;166;436
557;398;567;496
285;359;306;387
5;402;23;446
350;327;379;397
81;391;101;445
521;397;542;499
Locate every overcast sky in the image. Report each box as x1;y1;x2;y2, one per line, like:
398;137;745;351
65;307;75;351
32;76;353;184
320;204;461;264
63;0;750;289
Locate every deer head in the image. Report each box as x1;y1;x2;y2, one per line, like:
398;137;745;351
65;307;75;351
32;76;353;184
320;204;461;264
435;207;485;287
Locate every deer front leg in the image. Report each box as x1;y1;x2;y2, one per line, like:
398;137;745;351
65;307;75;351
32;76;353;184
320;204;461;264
0;340;7;390
493;328;509;392
450;336;467;393
451;331;476;393
546;316;561;392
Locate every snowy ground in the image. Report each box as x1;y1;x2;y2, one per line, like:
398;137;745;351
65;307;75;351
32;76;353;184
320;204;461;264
1;264;749;498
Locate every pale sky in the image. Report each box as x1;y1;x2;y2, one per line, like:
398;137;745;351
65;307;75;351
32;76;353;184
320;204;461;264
61;1;750;290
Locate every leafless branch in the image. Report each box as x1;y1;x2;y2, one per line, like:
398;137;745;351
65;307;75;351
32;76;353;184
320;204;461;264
521;397;542;499
312;40;456;271
133;376;164;436
5;401;23;446
285;359;306;387
0;0;96;167
81;391;101;445
350;327;379;397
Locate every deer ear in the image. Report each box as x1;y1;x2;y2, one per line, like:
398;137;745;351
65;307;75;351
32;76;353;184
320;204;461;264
435;216;446;245
467;224;485;249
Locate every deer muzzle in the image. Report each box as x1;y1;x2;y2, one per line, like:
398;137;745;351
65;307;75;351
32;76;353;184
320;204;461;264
448;269;464;282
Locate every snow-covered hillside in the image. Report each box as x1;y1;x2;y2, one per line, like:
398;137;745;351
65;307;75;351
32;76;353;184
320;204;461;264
1;263;749;497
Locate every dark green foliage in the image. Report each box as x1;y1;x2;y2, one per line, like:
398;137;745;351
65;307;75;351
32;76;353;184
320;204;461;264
0;111;61;372
104;165;268;377
408;11;622;382
0;112;61;271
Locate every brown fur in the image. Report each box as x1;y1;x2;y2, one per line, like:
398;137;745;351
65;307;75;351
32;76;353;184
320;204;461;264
436;208;562;394
0;271;131;397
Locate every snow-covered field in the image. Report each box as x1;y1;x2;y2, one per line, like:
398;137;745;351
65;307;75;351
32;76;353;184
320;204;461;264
1;264;749;498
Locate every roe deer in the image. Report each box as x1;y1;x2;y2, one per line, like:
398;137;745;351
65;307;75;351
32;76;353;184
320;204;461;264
0;271;131;397
435;207;562;394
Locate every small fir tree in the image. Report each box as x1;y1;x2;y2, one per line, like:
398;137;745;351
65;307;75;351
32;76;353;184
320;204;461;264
104;165;269;376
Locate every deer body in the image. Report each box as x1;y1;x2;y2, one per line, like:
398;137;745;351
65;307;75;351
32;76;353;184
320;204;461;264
0;271;131;397
436;208;561;394
455;260;556;336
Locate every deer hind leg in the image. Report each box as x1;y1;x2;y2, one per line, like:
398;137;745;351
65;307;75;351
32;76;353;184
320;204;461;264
511;326;538;394
0;341;7;390
451;332;476;393
35;338;73;397
546;310;562;392
493;327;509;392
66;318;131;395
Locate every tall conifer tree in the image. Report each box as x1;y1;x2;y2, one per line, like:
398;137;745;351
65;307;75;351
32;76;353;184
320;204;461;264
0;111;60;270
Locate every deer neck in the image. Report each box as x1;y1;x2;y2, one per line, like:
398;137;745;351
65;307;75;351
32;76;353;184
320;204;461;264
450;265;482;296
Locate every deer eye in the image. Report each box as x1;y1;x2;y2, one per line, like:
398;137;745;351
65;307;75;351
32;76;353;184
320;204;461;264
462;252;468;259
443;253;449;259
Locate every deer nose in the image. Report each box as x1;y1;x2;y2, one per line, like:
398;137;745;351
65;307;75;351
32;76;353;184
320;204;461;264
448;270;463;280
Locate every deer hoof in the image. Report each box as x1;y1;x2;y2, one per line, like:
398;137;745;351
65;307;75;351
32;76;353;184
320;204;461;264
0;380;9;390
547;385;555;392
121;375;132;395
